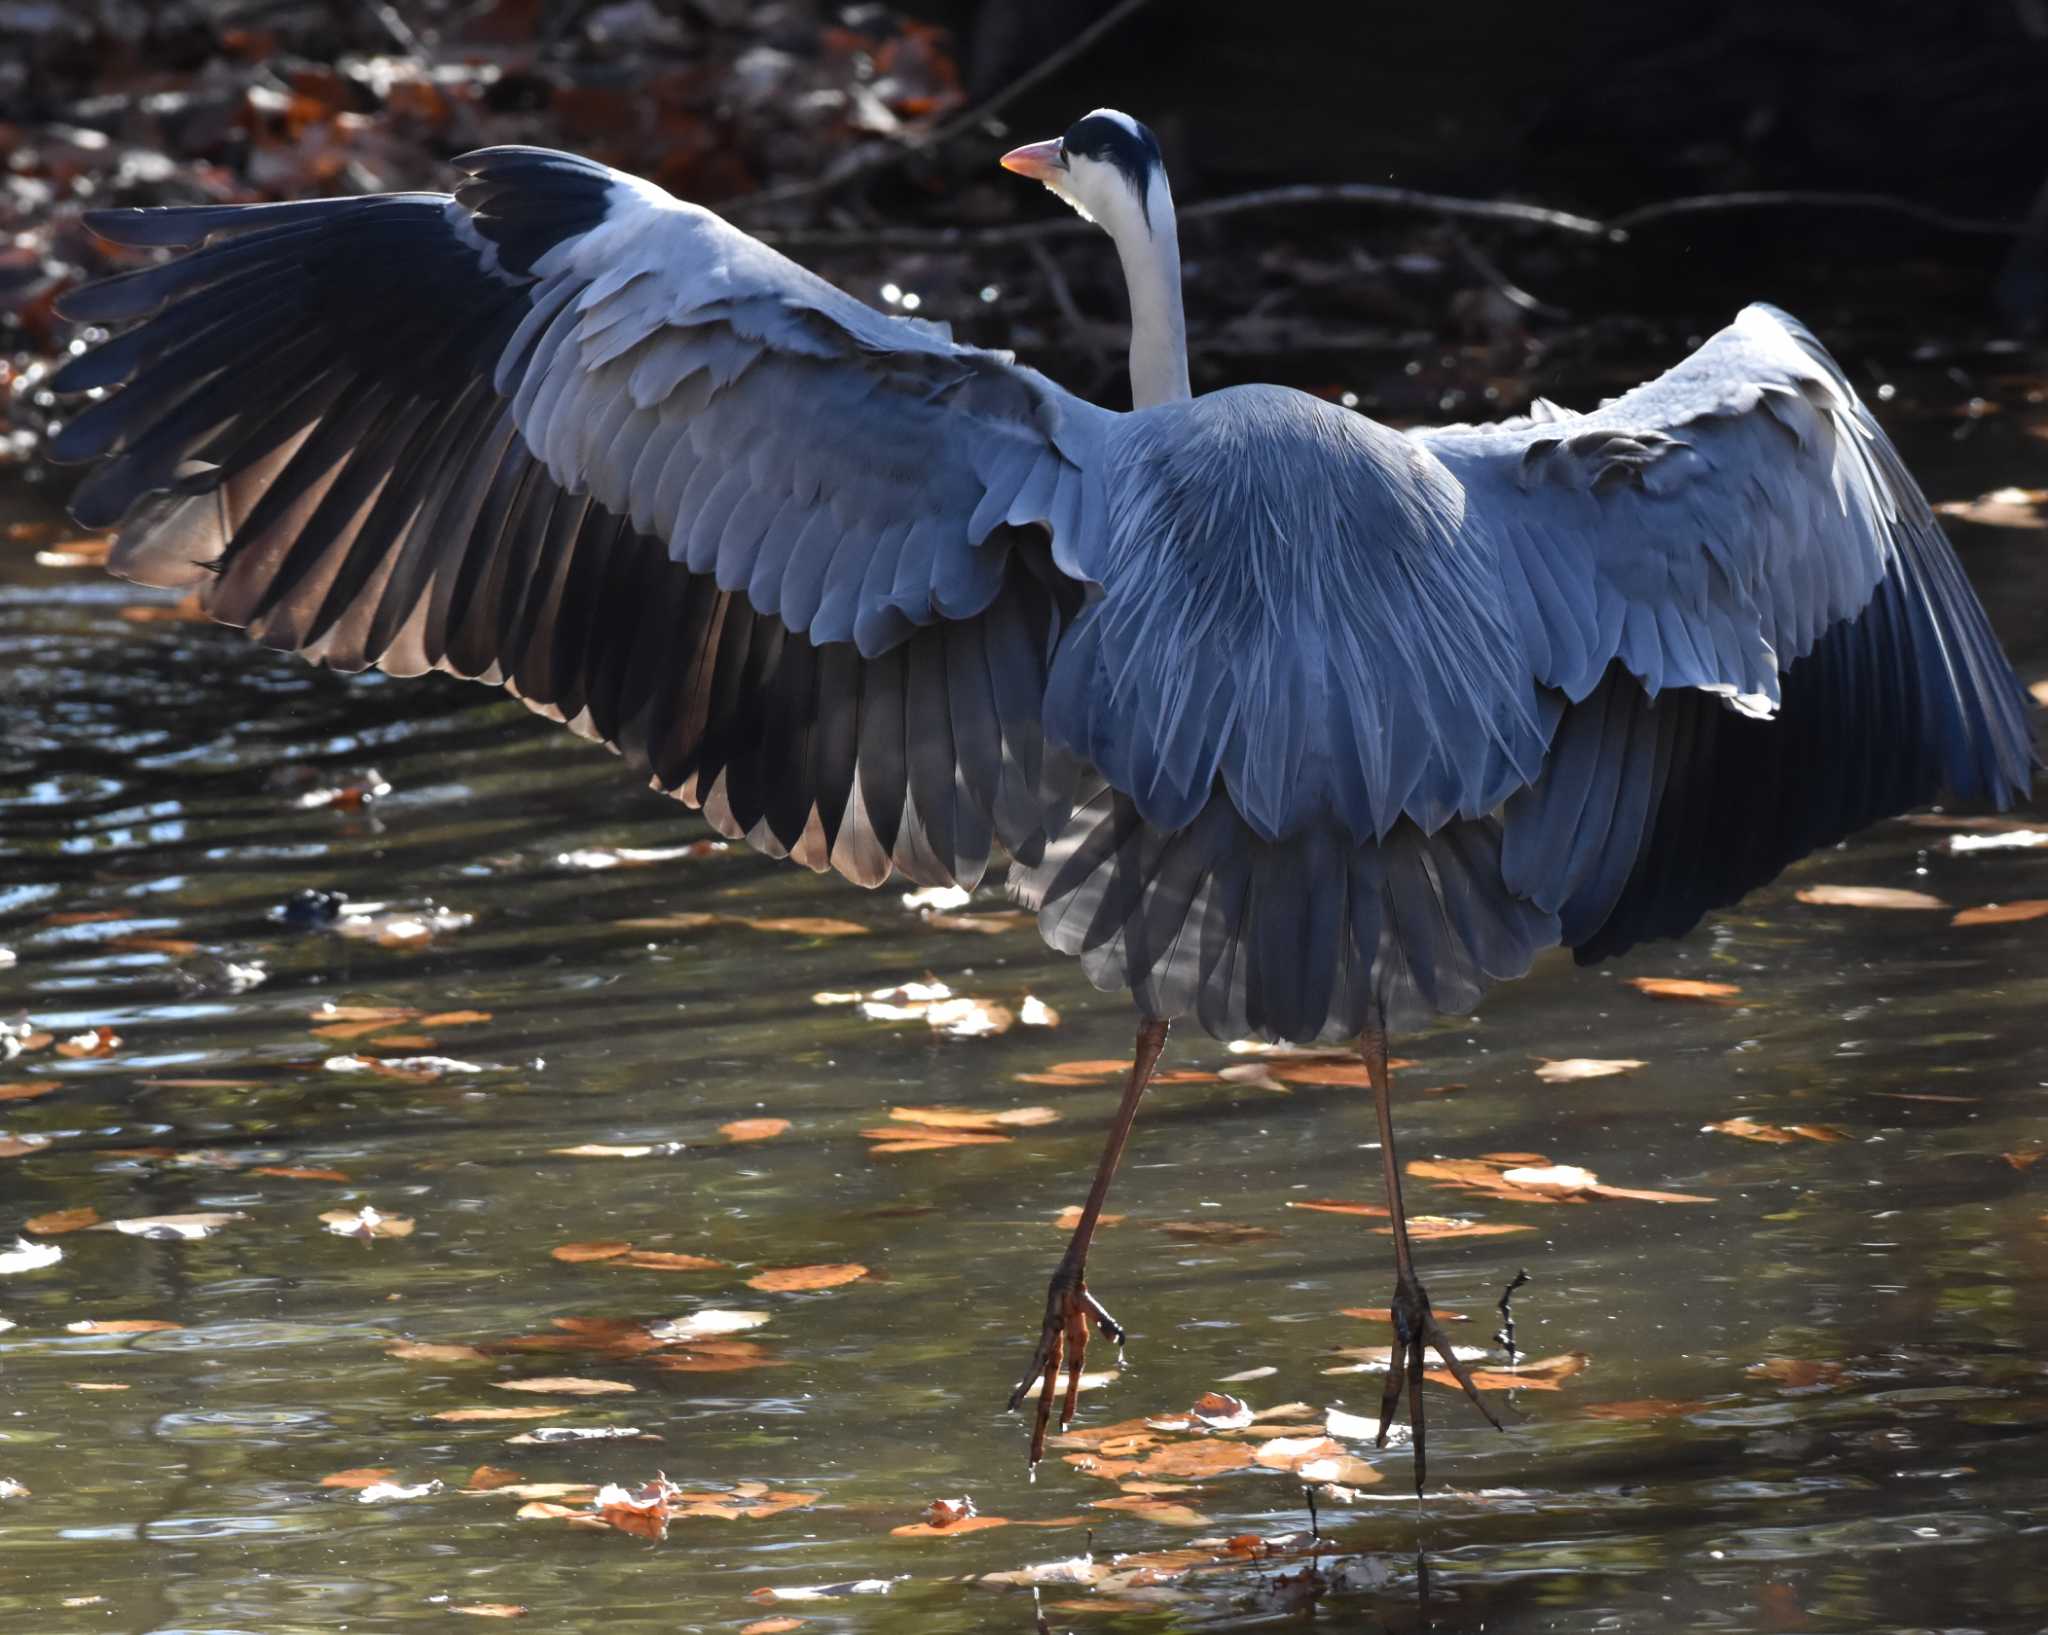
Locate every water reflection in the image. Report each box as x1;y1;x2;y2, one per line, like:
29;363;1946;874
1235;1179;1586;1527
2;371;2045;1633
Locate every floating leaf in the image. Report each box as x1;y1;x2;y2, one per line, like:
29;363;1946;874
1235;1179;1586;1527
557;843;722;870
0;1082;55;1102
55;1026;122;1058
319;1207;414;1239
0;1134;54;1158
357;1479;442;1503
746;1263;868;1293
1187;1392;1253;1430
25;1207;99;1235
1496;1164;1713;1204
551;1241;632;1263
385;1341;487;1363
1933;486;2048;528
1155;1219;1277;1243
449;1606;527;1619
1286;1199;1389;1218
1947;828;2048;853
547;1143;681;1159
320;1467;397;1489
493;1377;636;1396
1534;1057;1645;1083
1747;1357;1846;1391
430;1406;572;1423
1086;1494;1211;1527
721;1118;789;1142
890;1105;1058;1130
1628;977;1741;1003
1582;1398;1709;1421
1390;1218;1534;1240
1951;899;2048;927
615;1250;724;1272
1795;885;1947;910
1703;1117;1847;1144
647;1310;770;1342
248;1166;350;1181
741;1621;808;1634
65;1319;180;1335
2003;1147;2045;1171
920;910;1034;935
1052;1206;1125;1231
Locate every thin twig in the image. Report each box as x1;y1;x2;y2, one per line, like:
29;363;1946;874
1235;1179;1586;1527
1495;1268;1530;1364
1610;190;2025;239
732;0;1158;217
750;180;2025;257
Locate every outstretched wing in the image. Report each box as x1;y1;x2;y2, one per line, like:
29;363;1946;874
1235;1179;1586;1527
1421;303;2034;955
52;147;1113;886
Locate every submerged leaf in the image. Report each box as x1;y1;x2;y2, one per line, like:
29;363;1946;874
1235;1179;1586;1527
1627;977;1742;1003
1794;885;1947;910
1534;1057;1644;1083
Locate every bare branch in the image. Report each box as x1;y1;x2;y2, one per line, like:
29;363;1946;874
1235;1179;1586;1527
1609;190;2024;239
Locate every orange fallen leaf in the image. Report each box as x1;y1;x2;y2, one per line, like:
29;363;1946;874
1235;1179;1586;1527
418;1010;492;1027
1155;1220;1277;1242
1086;1495;1211;1527
746;1263;868;1293
320;1467;398;1489
319;1207;414;1239
1341;1306;1465;1322
1582;1398;1709;1422
449;1607;527;1619
55;1026;122;1058
1286;1199;1389;1218
615;1251;725;1272
1440;1352;1588;1393
64;1319;180;1335
24;1207;100;1234
891;1515;1010;1536
35;536;114;567
1534;1057;1645;1083
1704;1118;1847;1144
430;1407;571;1423
1627;977;1741;1003
735;916;868;937
0;1082;55;1102
1052;1206;1125;1231
721;1118;789;1142
548;1143;680;1159
1382;1218;1534;1240
1747;1358;1846;1391
1951;899;2048;927
551;1241;633;1263
2003;1148;2045;1171
1933;486;2048;528
385;1342;487;1363
1794;885;1948;910
492;1377;635;1395
105;935;201;956
889;1105;1058;1130
740;1621;807;1635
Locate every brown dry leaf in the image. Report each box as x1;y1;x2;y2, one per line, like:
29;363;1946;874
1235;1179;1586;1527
0;1082;55;1102
1534;1057;1645;1083
55;1026;122;1058
320;1467;398;1489
430;1406;572;1423
1747;1358;1846;1391
248;1166;350;1181
70;1383;131;1392
1286;1199;1390;1218
920;910;1033;934
1263;1057;1411;1087
92;1211;246;1239
1388;1218;1535;1240
736;916;869;937
746;1263;868;1292
309;1003;418;1026
741;1621;807;1635
616;1251;725;1272
1448;1352;1588;1393
464;1465;525;1491
890;1104;1059;1130
1127;1440;1258;1479
861;1124;1014;1153
1795;885;1948;910
2032;678;2048;709
2003;1147;2045;1171
493;1377;635;1396
548;1143;679;1159
551;1241;632;1263
1252;1434;1344;1471
1051;1206;1125;1231
1295;1452;1382;1486
1628;976;1742;1003
1187;1391;1254;1430
64;1319;180;1335
25;1207;99;1234
1342;1306;1465;1323
449;1607;527;1620
1952;899;2048;927
0;1134;54;1159
891;1515;1011;1537
1704;1117;1848;1145
319;1207;414;1239
721;1118;789;1142
418;1011;492;1027
386;1342;487;1363
1497;1164;1714;1204
1933;486;2048;528
1087;1495;1212;1527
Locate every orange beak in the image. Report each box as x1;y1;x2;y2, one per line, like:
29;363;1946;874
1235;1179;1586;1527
999;139;1065;183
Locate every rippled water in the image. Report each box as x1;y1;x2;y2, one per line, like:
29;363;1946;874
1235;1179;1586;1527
2;362;2045;1634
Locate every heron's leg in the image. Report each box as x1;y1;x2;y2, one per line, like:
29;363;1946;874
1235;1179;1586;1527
1363;1021;1503;1495
1007;1015;1170;1465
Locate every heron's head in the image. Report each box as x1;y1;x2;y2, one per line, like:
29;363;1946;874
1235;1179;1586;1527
1001;109;1167;239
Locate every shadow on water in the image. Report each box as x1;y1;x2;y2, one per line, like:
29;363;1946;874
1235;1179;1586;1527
1;340;2045;1634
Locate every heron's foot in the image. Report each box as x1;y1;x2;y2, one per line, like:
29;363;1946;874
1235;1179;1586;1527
1376;1270;1503;1495
1005;1259;1125;1465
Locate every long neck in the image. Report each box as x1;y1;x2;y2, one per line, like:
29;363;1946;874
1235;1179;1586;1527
1113;174;1190;408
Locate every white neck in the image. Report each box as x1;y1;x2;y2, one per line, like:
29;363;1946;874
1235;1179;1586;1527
1110;171;1190;408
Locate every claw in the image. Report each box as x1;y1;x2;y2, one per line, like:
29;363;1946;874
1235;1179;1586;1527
1006;1261;1119;1465
1380;1272;1503;1494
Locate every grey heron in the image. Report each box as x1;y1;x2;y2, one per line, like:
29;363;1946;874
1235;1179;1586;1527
49;108;2036;1493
